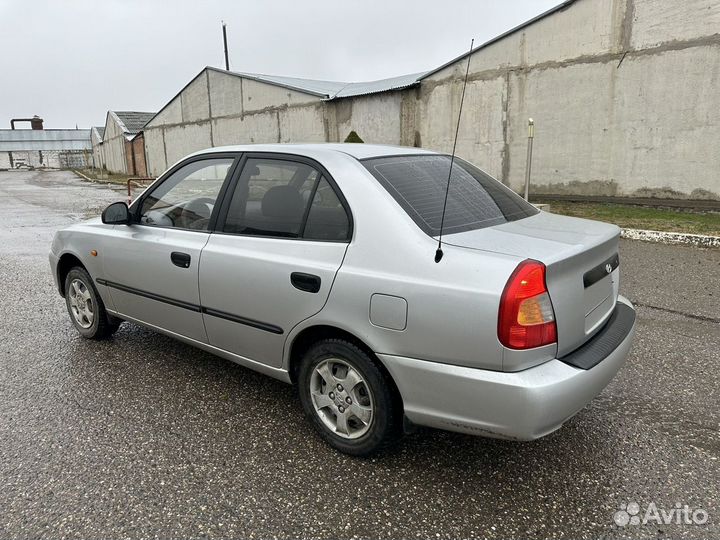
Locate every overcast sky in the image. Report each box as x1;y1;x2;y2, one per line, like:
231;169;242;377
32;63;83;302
0;0;559;129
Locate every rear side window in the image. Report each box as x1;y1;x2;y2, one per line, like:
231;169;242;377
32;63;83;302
223;158;319;237
221;157;350;241
304;178;350;241
363;155;538;236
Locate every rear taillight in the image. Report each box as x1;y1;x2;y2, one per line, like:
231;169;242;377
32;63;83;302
498;259;557;349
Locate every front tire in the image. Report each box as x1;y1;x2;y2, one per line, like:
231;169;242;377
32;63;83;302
64;267;120;339
298;339;402;456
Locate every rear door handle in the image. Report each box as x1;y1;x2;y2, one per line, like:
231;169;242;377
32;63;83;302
291;272;321;293
171;251;191;268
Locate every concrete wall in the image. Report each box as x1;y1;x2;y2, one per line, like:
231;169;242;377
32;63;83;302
90;130;105;170
143;127;167;175
103;114;129;174
331;92;404;144
414;0;720;199
630;0;720;49
414;77;507;179
143;69;328;176
92;143;104;170
163;122;213;167
278;105;327;143
504;45;720;198
211;113;280;146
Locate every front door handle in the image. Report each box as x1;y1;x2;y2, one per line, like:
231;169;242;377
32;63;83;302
291;272;321;293
171;251;191;268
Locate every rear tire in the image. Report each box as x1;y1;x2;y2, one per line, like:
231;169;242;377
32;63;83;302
64;267;120;339
298;338;402;456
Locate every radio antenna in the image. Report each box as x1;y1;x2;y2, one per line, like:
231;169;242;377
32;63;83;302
435;38;474;263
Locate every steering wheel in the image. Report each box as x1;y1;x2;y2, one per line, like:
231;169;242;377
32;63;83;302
180;197;215;229
142;210;174;227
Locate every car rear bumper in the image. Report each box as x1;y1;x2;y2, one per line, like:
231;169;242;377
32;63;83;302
377;296;636;440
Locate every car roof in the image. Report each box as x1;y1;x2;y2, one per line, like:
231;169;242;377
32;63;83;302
187;143;438;161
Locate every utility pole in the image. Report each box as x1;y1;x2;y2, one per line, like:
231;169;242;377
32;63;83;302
524;118;535;201
222;21;230;71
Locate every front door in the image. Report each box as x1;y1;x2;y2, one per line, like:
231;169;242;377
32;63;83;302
100;155;238;342
199;155;352;367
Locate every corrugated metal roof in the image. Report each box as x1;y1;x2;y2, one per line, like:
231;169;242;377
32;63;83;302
111;111;155;135
211;66;423;100
0;129;91;151
227;69;346;98
93;126;105;139
333;72;425;99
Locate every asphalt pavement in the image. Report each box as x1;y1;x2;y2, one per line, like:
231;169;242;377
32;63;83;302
0;170;718;539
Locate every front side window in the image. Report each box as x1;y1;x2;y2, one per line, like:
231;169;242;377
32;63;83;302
139;158;234;230
363;155;538;236
222;158;349;241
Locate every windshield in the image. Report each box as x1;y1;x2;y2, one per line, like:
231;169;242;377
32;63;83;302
362;154;538;236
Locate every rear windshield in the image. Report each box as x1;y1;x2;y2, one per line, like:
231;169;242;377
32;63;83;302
362;154;538;236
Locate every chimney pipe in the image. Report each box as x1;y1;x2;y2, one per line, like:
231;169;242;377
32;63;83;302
10;116;44;130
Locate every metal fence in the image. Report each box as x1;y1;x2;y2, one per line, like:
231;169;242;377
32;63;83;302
0;150;90;169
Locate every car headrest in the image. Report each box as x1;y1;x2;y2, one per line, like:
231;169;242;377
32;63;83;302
261;185;304;219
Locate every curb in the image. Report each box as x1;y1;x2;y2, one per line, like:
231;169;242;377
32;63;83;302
72;169;95;182
621;228;720;248
72;170;127;189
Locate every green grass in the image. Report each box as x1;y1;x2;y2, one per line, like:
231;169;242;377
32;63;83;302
542;201;720;236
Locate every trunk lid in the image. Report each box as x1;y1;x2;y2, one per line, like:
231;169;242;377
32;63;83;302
444;211;620;356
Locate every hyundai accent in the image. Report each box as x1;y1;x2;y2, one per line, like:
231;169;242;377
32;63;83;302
50;144;636;456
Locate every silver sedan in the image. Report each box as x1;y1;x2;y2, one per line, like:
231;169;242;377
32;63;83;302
50;144;636;456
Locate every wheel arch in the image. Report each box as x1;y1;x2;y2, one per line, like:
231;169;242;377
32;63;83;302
286;324;403;405
56;252;86;297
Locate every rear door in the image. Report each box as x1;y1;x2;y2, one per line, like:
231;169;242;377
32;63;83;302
100;154;238;342
199;153;351;367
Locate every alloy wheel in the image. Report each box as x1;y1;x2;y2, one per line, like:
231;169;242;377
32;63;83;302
68;278;94;329
309;358;374;439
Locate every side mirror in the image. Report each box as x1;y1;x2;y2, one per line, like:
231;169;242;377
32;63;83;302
101;202;131;225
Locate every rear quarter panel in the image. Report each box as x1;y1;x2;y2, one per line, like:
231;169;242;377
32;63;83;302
313;243;521;370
